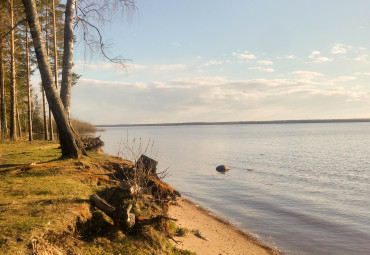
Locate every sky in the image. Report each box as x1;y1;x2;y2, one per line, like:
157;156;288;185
50;0;370;124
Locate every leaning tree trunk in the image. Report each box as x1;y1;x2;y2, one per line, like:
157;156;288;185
22;0;85;158
10;0;17;140
60;0;75;117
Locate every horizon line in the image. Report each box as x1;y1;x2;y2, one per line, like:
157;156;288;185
95;118;370;127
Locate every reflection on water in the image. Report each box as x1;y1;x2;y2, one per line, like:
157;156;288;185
97;123;370;255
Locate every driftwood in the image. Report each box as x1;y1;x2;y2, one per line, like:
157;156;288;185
90;194;135;230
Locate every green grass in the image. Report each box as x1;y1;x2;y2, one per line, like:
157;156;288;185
0;140;195;255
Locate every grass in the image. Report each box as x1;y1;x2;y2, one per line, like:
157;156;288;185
0;140;194;255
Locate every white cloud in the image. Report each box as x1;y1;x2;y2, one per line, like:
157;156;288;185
293;71;323;80
332;76;357;83
309;51;321;59
308;51;332;63
249;66;275;73
258;60;273;66
78;78;147;89
172;76;227;86
153;64;186;71
355;72;370;76
355;55;369;63
352;46;367;55
287;55;297;59
233;51;257;60
125;63;148;70
71;72;370;124
75;61;188;73
198;60;223;68
237;53;257;60
331;44;347;55
75;61;124;71
314;57;333;63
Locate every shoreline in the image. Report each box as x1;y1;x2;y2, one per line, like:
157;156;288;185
1;141;281;254
169;196;281;255
95;117;370;128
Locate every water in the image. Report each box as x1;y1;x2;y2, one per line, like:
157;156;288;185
97;123;370;255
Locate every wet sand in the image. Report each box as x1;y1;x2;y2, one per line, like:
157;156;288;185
168;197;281;255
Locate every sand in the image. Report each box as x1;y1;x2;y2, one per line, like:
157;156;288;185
168;197;281;255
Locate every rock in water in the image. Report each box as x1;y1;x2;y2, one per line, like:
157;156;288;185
216;165;230;173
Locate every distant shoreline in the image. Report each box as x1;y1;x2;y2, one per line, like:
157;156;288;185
96;118;370;128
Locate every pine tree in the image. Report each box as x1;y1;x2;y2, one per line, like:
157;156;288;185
9;0;17;140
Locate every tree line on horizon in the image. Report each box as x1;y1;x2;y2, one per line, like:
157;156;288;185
0;0;133;155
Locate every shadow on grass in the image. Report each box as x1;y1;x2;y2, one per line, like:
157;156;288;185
27;198;89;206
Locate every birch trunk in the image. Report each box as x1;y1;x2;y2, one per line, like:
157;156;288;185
60;0;75;116
41;5;48;140
22;0;85;158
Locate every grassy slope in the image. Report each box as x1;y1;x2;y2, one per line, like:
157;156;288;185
0;141;193;255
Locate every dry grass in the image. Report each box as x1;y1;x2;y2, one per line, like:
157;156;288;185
70;118;97;134
0;141;193;255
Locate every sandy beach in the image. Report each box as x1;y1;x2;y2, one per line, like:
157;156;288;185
169;197;281;255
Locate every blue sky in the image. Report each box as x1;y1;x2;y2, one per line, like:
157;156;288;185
60;0;370;124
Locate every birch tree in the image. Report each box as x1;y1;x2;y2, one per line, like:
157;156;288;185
21;0;135;157
59;0;74;117
60;0;135;116
22;0;85;157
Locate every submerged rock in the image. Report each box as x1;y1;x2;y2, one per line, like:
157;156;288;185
216;165;230;173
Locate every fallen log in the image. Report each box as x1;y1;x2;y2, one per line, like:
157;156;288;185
89;194;135;230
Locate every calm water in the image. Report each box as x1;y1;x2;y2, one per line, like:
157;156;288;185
97;123;370;255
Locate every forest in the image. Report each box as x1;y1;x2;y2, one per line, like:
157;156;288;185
0;0;102;146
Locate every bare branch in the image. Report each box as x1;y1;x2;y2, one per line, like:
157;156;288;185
76;16;129;65
3;18;27;37
73;0;136;65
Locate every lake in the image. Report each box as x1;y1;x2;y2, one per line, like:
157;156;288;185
96;122;370;255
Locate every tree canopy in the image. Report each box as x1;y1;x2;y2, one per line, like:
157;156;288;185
0;0;136;158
